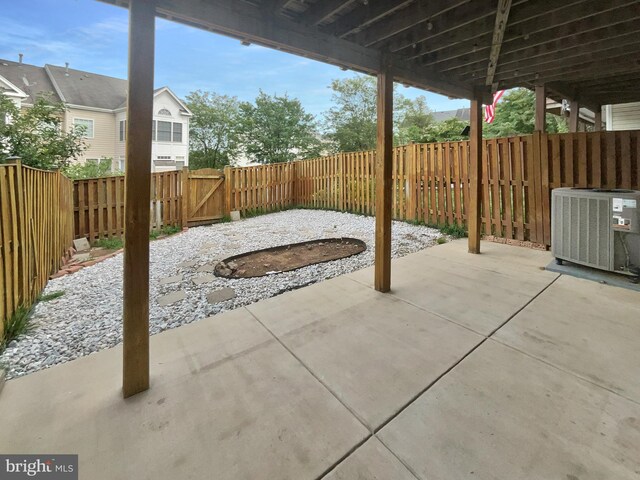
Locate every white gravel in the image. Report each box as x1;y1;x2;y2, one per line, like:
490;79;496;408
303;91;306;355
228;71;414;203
1;209;443;379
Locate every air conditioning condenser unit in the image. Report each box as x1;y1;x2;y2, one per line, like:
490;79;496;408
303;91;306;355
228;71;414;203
551;188;640;282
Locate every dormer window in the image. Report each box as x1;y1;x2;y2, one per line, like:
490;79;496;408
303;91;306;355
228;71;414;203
157;108;171;116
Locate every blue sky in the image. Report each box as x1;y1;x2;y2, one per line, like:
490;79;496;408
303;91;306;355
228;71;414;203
0;0;469;117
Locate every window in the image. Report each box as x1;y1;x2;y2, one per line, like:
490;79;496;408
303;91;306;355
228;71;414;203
158;108;172;116
73;118;94;138
156;155;171;160
172;122;182;142
119;120;126;142
86;158;99;165
118;157;125;171
176;160;185;169
157;121;171;142
152;120;156;141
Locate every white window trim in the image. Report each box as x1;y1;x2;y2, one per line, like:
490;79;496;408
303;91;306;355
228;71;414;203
73;117;95;139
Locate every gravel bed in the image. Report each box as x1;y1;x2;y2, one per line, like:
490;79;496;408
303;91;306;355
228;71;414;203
1;209;442;379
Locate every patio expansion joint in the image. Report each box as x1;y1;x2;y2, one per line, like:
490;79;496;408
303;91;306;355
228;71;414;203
242;306;372;432
490;338;640;409
371;274;562;437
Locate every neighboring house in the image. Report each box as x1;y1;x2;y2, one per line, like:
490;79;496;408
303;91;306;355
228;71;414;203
604;102;640;131
431;108;470;123
0;58;191;172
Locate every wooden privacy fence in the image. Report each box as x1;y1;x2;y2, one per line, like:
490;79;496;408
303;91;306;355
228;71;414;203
0;162;74;328
226;129;640;247
74;170;182;241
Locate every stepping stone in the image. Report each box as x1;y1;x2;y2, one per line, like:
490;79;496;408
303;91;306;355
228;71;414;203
177;260;197;268
196;264;216;273
72;253;91;262
73;238;91;252
230;211;241;221
158;290;186;306
192;274;215;285
159;274;182;285
206;287;236;304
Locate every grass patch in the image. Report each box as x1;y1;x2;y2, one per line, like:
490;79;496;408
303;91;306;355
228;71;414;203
94;237;124;250
439;223;467;238
1;305;33;352
37;290;65;302
150;225;182;240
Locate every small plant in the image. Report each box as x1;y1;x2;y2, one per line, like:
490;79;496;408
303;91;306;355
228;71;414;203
440;223;467;238
219;215;232;223
38;290;65;302
94;237;124;250
160;225;181;236
1;305;33;352
436;237;448;245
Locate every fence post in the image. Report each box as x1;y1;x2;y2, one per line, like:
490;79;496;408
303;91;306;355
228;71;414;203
224;166;232;217
340;153;347;211
181;167;189;228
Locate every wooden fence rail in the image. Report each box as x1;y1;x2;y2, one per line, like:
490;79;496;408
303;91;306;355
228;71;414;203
74;170;182;241
0;162;74;330
225;129;640;247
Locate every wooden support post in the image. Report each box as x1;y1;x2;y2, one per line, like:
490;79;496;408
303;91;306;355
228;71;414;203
535;85;546;132
468;95;483;254
224;166;232;216
181;166;189;227
374;64;393;292
594;107;602;132
569;100;579;133
122;0;155;398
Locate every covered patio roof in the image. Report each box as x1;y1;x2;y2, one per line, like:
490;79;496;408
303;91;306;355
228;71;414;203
103;0;640;108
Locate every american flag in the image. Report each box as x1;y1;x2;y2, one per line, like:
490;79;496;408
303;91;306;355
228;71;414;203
484;90;505;123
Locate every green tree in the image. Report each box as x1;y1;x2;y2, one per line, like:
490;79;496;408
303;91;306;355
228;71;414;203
239;91;322;164
324;76;378;152
484;88;568;138
421;118;469;143
0;95;86;169
63;158;118;179
185;90;241;169
396;95;434;145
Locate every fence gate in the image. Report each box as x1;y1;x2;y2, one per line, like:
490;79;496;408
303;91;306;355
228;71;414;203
184;168;225;226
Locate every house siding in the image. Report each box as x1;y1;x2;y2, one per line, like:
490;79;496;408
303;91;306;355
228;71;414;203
65;107;117;163
607;102;640;131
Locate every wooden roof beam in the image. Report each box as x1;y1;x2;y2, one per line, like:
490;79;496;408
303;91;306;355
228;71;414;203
485;0;512;86
350;0;476;48
325;0;415;38
415;0;638;65
299;0;355;26
491;40;640;83
447;20;640;77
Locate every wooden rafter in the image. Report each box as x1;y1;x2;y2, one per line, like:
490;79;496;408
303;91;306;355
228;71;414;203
347;0;469;47
415;0;638;65
449;20;640;77
377;1;501;52
485;0;512;86
326;0;415;38
300;0;355;26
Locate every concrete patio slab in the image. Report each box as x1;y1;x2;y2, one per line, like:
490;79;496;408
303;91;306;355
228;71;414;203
249;275;483;430
0;308;368;480
347;249;558;335
379;340;640;480
494;274;640;403
323;437;416;480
